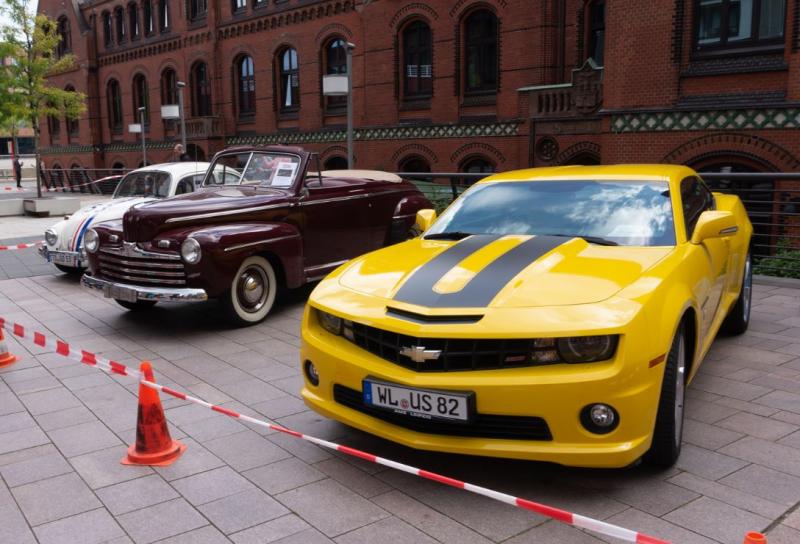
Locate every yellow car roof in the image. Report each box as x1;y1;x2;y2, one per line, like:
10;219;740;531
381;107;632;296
479;164;696;184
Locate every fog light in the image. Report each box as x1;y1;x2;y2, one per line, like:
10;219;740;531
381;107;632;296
580;403;619;434
304;360;319;386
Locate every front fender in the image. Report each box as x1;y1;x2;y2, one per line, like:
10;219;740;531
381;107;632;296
392;194;434;218
183;222;304;296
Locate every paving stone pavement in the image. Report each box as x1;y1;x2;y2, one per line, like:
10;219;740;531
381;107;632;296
0;271;799;543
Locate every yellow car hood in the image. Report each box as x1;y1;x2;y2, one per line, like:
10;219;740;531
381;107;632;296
338;235;672;309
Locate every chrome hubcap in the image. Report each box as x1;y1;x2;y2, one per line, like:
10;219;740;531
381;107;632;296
674;334;686;447
237;266;268;313
743;254;752;321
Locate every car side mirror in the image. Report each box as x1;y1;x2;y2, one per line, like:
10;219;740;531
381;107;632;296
415;209;437;232
690;210;738;244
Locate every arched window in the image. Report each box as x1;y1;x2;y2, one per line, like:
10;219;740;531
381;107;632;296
323;156;348;170
277;47;299;112
191;62;212;116
232;0;246;13
107;79;123;133
56;16;71;57
463;10;498;95
102;12;112;46
48;115;60;143
65;86;79;141
158;0;170;32
114;7;126;44
143;0;154;35
161;68;177;105
402;21;432;100
132;74;149;124
324;38;347;112
235;55;256;118
399;155;431;173
190;0;207;20
460;156;494;185
128;3;140;40
161;68;178;132
112;161;125;174
586;1;605;65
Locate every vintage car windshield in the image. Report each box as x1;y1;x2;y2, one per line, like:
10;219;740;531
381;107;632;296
114;171;172;198
427;180;676;246
204;152;301;188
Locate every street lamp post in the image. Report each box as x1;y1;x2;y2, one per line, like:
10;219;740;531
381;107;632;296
176;81;187;152
138;107;147;165
345;42;355;169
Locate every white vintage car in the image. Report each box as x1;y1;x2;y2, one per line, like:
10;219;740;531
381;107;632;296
40;162;211;273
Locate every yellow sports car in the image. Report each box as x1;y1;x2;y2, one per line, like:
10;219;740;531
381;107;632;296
300;165;752;468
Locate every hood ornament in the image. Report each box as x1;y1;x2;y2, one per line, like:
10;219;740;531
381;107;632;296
400;345;442;363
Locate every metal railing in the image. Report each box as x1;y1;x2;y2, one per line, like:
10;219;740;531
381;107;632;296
40;168;132;195
400;171;800;278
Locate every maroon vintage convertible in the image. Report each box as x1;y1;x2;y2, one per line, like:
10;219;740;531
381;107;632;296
80;145;432;324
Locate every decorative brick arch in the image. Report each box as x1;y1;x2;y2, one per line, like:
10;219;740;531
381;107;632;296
556;141;601;165
450;142;505;165
321;145;347;160
315;23;353;43
391;143;438;164
663;133;800;171
390;3;439;28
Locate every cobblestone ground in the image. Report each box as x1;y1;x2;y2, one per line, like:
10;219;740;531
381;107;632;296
0;270;799;544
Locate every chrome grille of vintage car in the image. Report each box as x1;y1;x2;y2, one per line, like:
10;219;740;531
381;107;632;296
98;242;186;286
349;322;555;372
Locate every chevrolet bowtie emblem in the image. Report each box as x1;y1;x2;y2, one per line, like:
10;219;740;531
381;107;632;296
400;345;442;363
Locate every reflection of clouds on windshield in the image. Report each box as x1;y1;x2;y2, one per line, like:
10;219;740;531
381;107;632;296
427;180;675;246
565;185;671;244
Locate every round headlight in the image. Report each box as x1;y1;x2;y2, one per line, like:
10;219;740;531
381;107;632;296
83;229;99;253
180;238;201;264
580;403;619;434
44;228;58;246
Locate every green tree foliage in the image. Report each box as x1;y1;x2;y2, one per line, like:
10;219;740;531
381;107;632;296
754;238;800;279
0;0;86;196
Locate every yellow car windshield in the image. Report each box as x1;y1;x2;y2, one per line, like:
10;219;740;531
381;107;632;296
427;180;675;247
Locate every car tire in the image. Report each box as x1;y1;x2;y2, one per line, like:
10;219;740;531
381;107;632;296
721;252;752;335
223;256;277;326
54;264;84;275
646;324;687;468
115;299;158;311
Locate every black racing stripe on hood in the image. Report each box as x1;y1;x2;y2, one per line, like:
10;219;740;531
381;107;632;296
393;234;501;306
393;235;568;308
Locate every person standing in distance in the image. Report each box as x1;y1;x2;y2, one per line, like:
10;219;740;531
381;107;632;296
173;144;191;162
13;157;23;188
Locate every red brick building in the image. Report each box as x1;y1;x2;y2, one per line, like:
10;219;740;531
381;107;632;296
37;0;800;179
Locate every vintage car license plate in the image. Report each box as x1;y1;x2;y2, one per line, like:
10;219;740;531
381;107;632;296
49;252;77;266
363;379;471;422
104;284;138;303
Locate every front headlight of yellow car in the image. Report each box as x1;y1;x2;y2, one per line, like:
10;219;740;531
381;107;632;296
318;309;618;364
318;310;354;341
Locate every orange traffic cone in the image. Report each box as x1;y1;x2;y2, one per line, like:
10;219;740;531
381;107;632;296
743;532;766;544
0;328;19;368
122;361;186;466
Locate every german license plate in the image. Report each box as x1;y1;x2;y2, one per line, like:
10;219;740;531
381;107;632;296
363;379;472;422
104;284;138;303
50;252;76;266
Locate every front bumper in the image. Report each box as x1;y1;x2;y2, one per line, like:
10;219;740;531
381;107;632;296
81;274;208;302
300;308;665;469
39;246;85;268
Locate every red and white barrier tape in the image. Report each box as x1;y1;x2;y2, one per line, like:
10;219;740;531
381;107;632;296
0;316;668;544
0;318;141;380
0;242;44;251
2;186;27;191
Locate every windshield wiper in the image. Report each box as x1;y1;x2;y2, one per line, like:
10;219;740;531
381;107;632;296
424;231;474;241
541;233;619;246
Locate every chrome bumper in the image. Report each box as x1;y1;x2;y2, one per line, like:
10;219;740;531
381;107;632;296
81;274;208;302
39;246;85;268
